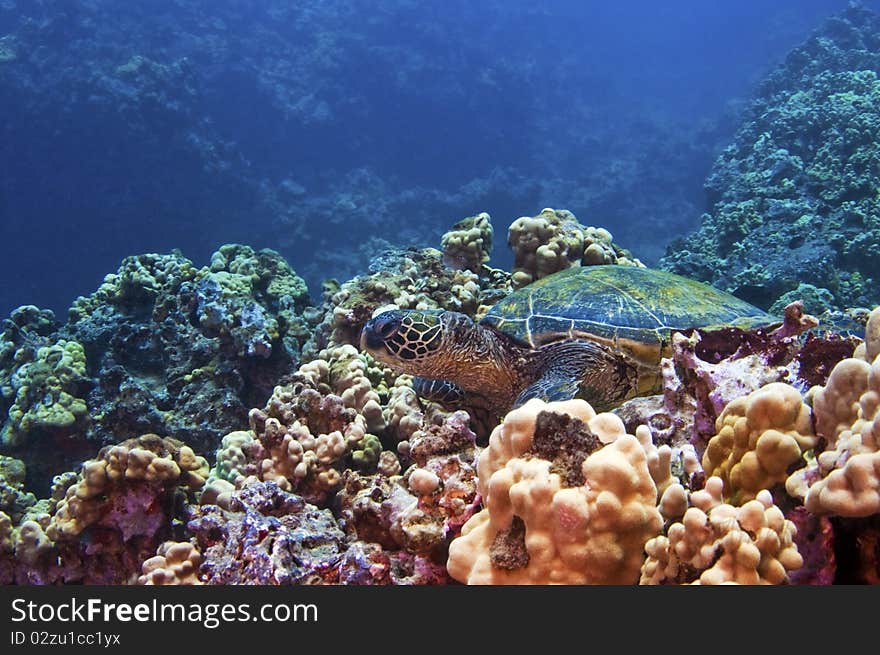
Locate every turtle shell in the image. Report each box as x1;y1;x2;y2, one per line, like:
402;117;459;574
482;265;776;365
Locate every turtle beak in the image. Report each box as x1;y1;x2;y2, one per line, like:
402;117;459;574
360;319;381;351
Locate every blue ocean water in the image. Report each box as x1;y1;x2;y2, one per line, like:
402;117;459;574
1;0;877;317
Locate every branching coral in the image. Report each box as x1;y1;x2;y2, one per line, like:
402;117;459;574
640;477;803;584
213;345;403;505
447;398;662;584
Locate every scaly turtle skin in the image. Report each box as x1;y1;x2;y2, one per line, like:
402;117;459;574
360;265;776;417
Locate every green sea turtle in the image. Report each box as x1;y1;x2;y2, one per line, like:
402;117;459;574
360;265;776;417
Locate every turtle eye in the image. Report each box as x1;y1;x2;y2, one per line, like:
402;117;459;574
373;315;401;339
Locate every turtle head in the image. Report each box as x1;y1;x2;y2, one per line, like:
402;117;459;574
360;308;476;373
361;308;522;414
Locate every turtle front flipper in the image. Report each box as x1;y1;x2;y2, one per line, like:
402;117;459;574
413;377;468;406
518;339;640;411
514;373;581;406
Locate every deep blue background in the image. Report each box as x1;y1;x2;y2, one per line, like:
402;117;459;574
1;0;877;317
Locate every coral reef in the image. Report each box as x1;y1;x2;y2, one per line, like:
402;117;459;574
190;478;453;585
4;0;880;595
322;541;451;585
334;409;479;558
2;339;89;448
66;246;312;457
2;434;207;584
210;341;480;561
1;208;879;587
0;246;313;489
663;4;880;311
702;382;816;504
617;303;858;451
188;481;347;585
0;306;93;484
0;455;36;523
212;344;402;506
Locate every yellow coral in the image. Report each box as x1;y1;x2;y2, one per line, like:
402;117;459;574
506;208;642;289
221;385;373;501
138;541;203;585
14;520;53;565
384;377;427;446
702;382;816;503
299;344;389;432
784;307;880;516
507;209;585;289
447;398;662;584
810;358;871;443
256;414;357;493
47;434;208;540
640;477;802;585
441;212;493;272
213;430;255;485
0;511;12;555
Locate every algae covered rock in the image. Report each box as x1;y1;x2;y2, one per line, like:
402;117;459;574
0;245;315;491
663;4;880;311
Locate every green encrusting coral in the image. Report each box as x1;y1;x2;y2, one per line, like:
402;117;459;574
200;244;311;358
67;251;200;321
1;340;89;447
0;455;36;523
350;433;383;471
